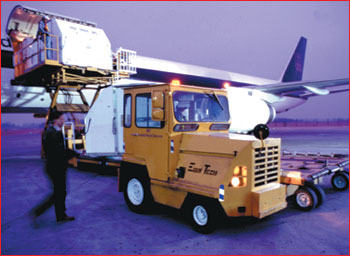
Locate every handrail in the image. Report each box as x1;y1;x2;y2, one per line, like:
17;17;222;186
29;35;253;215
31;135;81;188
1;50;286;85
62;122;76;151
13;33;59;77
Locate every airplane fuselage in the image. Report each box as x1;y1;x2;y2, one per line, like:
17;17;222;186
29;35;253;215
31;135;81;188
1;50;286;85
1;54;306;132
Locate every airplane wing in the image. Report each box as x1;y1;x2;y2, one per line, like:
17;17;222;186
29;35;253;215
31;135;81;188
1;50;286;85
250;78;349;98
2;5;348;132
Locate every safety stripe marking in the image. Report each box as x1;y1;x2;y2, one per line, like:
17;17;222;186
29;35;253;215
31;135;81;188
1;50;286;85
170;140;174;153
219;184;224;202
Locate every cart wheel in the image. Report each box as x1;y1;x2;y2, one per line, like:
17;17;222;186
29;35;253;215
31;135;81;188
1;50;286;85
187;199;216;234
294;186;318;211
331;172;349;191
307;184;326;207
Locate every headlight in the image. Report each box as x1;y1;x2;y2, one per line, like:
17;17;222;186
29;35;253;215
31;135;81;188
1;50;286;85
231;177;241;187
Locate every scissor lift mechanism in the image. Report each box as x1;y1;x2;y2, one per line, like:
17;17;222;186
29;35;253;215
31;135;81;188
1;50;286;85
12;38;137;127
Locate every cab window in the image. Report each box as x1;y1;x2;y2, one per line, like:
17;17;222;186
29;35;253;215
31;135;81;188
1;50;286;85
173;91;230;122
136;93;163;128
124;94;132;127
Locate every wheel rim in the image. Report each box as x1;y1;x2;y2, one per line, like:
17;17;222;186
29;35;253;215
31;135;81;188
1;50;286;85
193;205;208;226
296;191;311;208
334;175;346;189
127;178;144;206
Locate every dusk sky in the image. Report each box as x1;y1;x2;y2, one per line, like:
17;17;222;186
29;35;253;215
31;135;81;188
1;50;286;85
1;1;349;124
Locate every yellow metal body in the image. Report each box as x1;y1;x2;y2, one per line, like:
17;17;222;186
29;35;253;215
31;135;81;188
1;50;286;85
122;84;287;218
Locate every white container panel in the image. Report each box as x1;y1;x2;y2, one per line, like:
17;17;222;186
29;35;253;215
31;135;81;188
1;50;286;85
51;19;112;70
85;87;124;156
114;87;124;155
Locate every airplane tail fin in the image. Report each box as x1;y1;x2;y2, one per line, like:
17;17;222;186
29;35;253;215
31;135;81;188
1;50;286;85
281;37;307;82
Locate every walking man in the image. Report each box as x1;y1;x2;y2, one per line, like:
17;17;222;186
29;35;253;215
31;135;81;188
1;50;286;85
32;111;77;222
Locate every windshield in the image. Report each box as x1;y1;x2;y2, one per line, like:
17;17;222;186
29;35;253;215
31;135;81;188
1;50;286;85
173;91;230;122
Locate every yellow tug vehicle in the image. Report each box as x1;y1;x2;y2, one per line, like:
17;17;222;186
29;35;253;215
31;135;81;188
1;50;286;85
112;84;287;233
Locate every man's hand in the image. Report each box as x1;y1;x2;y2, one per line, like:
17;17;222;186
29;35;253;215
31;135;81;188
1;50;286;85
68;157;78;168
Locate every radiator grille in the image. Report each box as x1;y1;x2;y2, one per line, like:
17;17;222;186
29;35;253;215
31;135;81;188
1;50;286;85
254;146;279;187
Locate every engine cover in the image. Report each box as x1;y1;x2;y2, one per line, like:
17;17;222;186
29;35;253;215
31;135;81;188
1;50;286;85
227;87;276;132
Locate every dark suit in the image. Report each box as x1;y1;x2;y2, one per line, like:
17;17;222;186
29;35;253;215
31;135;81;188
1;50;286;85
34;125;77;221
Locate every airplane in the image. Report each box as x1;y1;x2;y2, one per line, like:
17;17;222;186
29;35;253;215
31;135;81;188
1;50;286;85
1;5;349;132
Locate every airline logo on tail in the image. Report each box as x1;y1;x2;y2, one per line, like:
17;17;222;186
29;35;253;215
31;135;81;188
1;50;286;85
281;37;307;82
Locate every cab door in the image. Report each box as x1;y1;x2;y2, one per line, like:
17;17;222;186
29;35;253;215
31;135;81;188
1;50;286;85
123;87;169;181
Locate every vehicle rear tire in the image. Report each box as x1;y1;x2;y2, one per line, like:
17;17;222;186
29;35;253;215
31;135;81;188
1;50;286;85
307;184;326;207
187;199;217;234
123;175;153;213
331;172;349;191
294;186;318;211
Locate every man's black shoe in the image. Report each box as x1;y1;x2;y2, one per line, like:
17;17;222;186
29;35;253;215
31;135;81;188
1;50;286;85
57;216;75;223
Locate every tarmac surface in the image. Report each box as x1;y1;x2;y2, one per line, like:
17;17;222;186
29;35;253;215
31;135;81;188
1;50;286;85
1;127;349;255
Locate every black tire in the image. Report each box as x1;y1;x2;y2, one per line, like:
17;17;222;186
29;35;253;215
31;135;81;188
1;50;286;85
186;198;217;234
307;184;326;207
123;174;153;213
331;172;349;191
294;186;318;211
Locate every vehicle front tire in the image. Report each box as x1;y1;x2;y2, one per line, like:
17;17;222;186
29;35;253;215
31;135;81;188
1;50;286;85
187;199;217;234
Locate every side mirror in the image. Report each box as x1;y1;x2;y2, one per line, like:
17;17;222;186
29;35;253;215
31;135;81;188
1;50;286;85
152;91;165;121
152;108;164;121
152;91;164;108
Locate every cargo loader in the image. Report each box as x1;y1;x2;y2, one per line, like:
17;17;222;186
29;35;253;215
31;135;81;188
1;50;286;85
5;5;348;234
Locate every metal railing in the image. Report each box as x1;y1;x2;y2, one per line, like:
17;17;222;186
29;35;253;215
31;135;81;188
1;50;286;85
113;47;137;78
14;34;59;77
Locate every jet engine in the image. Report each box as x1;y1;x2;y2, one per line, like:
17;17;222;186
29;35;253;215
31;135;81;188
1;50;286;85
226;87;276;133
